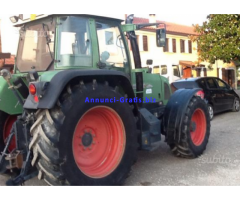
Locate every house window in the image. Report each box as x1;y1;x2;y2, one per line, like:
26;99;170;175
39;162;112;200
163;38;169;52
105;31;114;45
180;39;185;53
161;65;168;75
188;40;192;53
172;39;176;53
143;35;148;51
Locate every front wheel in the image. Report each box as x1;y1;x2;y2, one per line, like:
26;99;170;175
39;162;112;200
170;97;210;158
232;98;240;112
208;104;214;121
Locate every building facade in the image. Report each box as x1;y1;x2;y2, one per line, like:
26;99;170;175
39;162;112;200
129;16;239;89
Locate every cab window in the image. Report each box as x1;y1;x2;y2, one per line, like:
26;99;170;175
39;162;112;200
173;65;180;77
57;16;92;67
96;21;127;68
153;66;160;74
161;65;168;75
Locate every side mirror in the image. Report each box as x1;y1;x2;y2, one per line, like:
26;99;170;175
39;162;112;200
156;25;166;47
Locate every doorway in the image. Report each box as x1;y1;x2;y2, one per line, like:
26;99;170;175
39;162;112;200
222;68;236;88
182;66;192;78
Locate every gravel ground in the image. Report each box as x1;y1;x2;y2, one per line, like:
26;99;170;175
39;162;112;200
0;107;240;186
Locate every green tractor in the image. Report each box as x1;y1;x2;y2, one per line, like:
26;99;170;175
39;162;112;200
0;14;210;186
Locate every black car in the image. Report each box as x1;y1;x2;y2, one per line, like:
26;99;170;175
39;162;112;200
172;77;240;120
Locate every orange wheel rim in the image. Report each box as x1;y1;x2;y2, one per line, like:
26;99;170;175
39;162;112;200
3;115;17;152
72;106;126;178
190;109;206;146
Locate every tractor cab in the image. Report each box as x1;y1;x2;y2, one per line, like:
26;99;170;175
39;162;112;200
14;15;128;73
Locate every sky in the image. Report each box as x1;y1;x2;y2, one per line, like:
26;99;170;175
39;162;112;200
0;14;209;55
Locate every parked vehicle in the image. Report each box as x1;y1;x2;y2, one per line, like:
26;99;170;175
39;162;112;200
150;62;181;84
172;77;240;120
0;14;210;186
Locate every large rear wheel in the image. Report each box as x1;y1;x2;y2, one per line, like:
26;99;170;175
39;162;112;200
30;81;138;185
170;97;210;158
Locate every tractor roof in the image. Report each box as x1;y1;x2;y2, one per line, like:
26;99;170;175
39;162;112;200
14;14;124;27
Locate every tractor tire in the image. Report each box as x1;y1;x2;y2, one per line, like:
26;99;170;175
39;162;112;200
0;111;17;174
208;104;214;121
30;81;138;186
232;98;240;112
170;96;210;158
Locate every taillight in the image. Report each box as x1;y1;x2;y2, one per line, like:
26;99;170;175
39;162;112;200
196;90;204;99
34;95;39;102
29;84;36;95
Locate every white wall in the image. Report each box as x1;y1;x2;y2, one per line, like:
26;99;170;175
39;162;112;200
0;14;20;55
131;30;198;68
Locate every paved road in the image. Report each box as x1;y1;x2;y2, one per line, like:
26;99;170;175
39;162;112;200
1;109;240;186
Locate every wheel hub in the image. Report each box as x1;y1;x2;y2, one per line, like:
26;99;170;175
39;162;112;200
190;109;207;146
82;132;93;147
72;106;126;178
236;100;239;110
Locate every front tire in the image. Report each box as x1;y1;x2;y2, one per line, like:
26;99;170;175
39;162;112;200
30;81;138;185
232;98;240;112
208;104;214;121
170;97;210;158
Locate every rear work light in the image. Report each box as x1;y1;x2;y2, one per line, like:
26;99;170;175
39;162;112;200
29;84;36;95
195;90;204;99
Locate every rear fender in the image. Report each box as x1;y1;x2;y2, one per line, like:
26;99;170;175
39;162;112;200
24;70;137;114
162;88;202;145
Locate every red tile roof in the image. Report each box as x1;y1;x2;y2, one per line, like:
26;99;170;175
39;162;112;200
0;55;15;67
133;17;197;36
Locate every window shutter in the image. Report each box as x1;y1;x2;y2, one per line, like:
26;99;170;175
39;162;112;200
172;39;176;53
188;40;192;53
180;40;185;53
196;68;201;77
143;35;148;51
222;68;227;82
163;38;169;52
204;68;207;77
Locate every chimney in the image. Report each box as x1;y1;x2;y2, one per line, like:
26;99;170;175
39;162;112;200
149;14;156;23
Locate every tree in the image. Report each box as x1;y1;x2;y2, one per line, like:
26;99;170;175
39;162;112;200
191;14;240;64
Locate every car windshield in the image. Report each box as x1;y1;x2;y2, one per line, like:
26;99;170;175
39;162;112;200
16;18;55;72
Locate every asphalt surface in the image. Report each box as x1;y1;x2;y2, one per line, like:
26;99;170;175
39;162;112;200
0;92;240;186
